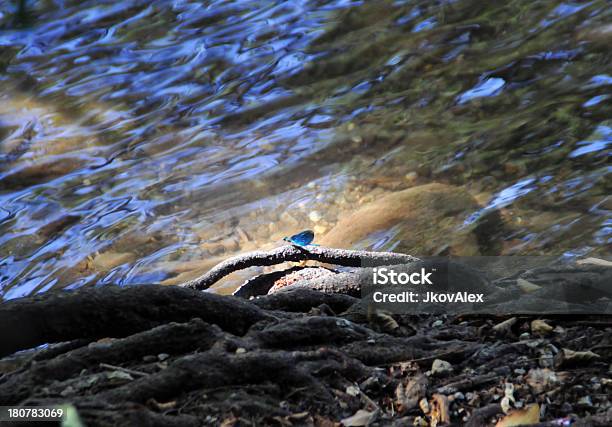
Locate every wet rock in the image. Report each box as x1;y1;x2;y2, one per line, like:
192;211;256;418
92;251;134;271
268;267;355;295
0;157;86;189
320;183;487;255
0;92;104;189
158;258;221;286
38;215;82;239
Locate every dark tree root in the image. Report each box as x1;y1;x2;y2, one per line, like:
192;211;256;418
0;319;225;405
1;284;610;426
251;287;358;314
0;284;274;358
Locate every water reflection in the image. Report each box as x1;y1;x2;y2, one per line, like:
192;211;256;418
569;124;611;157
0;0;610;299
456;77;505;104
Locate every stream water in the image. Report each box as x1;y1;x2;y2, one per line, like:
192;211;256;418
0;0;610;299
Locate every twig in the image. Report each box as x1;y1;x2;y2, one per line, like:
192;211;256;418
387;348;471;367
99;363;149;377
180;245;419;290
436;373;500;395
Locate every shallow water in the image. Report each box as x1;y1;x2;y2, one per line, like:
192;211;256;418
0;0;610;299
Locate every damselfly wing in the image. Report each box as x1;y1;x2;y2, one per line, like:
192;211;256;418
283;230;316;246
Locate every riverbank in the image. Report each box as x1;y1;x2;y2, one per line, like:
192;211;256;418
1;281;610;426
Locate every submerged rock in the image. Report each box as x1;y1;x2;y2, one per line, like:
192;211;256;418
320;183;488;256
0;91;117;190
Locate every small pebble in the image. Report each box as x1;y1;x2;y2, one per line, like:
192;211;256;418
157;353;169;361
142;355;157;363
419;398;430;414
432;320;443;327
577;396;593;407
454;392;465;401
346;385;360;396
431;359;453;376
514;368;526;375
493;317;517;335
519;332;530;341
413;416;428;426
405;171;418;184
309;211;322;222
531;319;554;335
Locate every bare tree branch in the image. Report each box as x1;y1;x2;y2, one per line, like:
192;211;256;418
180;245;419;290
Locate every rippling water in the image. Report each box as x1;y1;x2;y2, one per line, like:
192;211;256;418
0;0;610;299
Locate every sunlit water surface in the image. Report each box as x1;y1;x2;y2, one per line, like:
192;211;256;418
0;0;610;299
